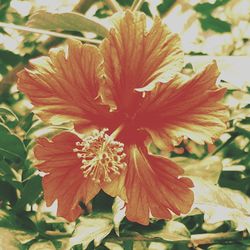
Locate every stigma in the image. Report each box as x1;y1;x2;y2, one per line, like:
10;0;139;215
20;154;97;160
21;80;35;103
73;129;127;183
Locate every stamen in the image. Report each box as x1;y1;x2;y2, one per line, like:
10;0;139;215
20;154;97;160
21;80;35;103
73;129;126;183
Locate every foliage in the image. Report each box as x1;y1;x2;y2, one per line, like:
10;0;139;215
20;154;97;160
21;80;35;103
0;0;249;249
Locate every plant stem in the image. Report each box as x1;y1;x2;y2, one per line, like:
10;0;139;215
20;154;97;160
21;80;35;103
212;132;239;155
0;22;101;44
131;0;145;11
104;231;249;247
104;0;123;12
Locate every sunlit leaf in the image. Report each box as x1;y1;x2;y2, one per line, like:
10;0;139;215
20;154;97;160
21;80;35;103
0;210;37;240
185;56;250;89
177;156;223;184
144;221;190;242
25;120;68;140
192;178;250;232
28;11;108;37
69;214;113;249
0;228;21;250
112;197;125;236
29;241;56;250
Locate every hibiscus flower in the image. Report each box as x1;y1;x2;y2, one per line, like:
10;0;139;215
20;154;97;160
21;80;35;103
17;11;228;225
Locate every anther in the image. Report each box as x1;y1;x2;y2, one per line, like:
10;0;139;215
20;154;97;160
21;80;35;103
73;129;127;183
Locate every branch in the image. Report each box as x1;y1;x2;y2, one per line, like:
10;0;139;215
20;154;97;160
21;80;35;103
131;0;145;11
104;0;123;13
191;231;248;246
104;231;249;247
0;22;101;44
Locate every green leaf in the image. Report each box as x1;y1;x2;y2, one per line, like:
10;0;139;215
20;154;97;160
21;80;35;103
0;50;22;67
194;0;230;15
0;107;19;122
199;15;231;33
0;160;16;180
192;178;250;232
141;2;152;17
0;209;37;233
0;123;26;162
157;0;176;15
0;180;17;206
235;126;250;138
69;214;113;249
123;241;134;250
13;175;42;212
28;11;108;38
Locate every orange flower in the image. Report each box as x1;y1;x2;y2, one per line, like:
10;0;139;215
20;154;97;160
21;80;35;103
17;11;228;225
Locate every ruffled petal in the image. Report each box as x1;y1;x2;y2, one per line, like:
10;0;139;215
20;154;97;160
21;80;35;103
34;132;100;221
125;144;194;225
100;10;184;111
17;40;111;132
137;61;229;149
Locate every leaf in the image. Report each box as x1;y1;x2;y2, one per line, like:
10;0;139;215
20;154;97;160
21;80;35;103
26;120;68;140
112;197;125;236
69;214;113;249
13;175;42;212
157;0;176;15
185;56;250;89
29;241;56;250
176;156;223;184
192;178;250;232
0;228;21;250
199;15;231;33
0;180;17;206
0;50;22;67
0;210;37;240
0;160;16;180
144;221;190;242
105;242;124;250
28;11;108;37
0;123;26;162
0;107;19;122
194;0;230;15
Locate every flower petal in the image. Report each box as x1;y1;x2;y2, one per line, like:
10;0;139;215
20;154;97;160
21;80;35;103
100;10;184;111
17;40;111;132
137;61;229;149
34;132;100;221
102;170;127;202
125;144;194;225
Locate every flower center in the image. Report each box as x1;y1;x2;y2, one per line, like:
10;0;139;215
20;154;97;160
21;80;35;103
73;128;126;183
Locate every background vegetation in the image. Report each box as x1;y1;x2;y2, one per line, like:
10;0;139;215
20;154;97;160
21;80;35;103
0;0;249;249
